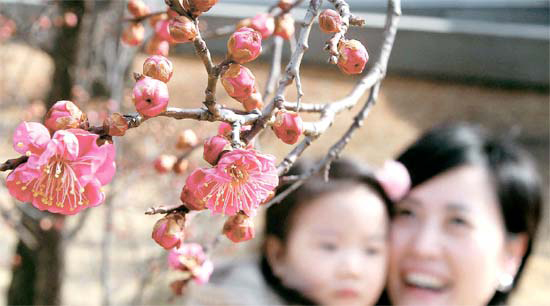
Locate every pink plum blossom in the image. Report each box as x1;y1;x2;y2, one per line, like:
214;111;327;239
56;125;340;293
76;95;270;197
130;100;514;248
168;243;214;284
202;149;278;216
337;39;369;75
44;100;87;132
274;13;295;40
152;213;186;250
180;168;212;211
132;76;169;117
272;110;303;144
6;122;116;215
222;211;255;243
227;27;262;64
249;13;275;39
221;64;256;100
203;135;231;165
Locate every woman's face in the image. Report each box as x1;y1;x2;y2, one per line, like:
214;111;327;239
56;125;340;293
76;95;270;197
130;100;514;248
270;185;389;306
388;165;519;306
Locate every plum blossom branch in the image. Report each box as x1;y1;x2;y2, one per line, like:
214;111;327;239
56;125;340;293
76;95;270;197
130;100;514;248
263;35;284;100
0;156;28;172
245;0;322;143
325;0;363;64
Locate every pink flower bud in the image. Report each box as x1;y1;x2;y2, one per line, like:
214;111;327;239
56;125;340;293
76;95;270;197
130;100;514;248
278;0;293;11
44;100;87;132
121;23;145;46
168;243;213;284
222;212;255;243
221;64;256;100
127;0;150;17
152;213;186;250
227;27;262;64
145;36;170;57
250;13;275;39
274;14;295;40
155;19;175;43
154;154;178;173
318;9;342;34
143;55;173;83
176;129;198;150
173;159;189;174
241;89;263;112
203;135;231;165
185;0;219;16
337;39;369;75
102;112;129;136
132;76;169;117
375;160;411;202
180;168;213;211
63;12;78;28
272;110;303;145
169;15;197;43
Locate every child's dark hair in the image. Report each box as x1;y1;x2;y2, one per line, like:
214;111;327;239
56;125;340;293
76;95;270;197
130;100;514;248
394;122;543;305
260;158;394;305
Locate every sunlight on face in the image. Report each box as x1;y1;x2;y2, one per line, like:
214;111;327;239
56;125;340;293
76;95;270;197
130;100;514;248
388;165;509;306
276;185;389;306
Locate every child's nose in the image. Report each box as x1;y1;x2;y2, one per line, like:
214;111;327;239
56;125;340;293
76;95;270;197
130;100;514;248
337;250;362;279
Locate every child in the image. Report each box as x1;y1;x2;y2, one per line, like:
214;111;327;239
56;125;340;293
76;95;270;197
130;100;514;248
261;158;402;305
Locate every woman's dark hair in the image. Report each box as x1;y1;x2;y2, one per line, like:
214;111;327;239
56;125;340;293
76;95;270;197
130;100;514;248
395;122;543;305
260;158;394;305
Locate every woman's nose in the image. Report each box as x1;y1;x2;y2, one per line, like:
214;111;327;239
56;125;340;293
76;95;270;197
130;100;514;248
409;221;443;260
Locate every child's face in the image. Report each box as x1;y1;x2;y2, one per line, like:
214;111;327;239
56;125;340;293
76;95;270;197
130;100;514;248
271;185;389;306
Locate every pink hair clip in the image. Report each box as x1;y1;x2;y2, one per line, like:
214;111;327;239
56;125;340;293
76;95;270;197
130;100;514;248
375;160;411;202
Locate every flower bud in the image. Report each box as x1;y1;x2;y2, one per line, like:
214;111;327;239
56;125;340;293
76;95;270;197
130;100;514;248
185;0;219;16
169;15;197;43
143;55;173;83
173;158;189;174
176;129;198;150
154;154;178;173
203;135;231;165
132;76;169;117
272;110;303;145
102;112;128;136
149;12;168;27
318;9;342;34
180;168;212;211
121;23;145;46
274;14;295;40
249;13;274;39
227;27;262;64
222;212;255;243
145;36;170;57
152;213;186;250
221;64;256;100
241;89;263;112
155;19;175;43
337;39;368;75
127;0;150;17
278;0;293;11
63;12;78;28
45;100;87;132
235;18;251;29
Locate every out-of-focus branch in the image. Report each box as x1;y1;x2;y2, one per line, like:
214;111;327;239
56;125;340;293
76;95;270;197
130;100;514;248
263;35;284;101
145;203;189;215
0;201;38;249
245;0;322;143
124;11;166;23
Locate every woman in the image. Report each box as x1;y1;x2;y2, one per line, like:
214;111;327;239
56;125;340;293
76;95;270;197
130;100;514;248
386;122;543;305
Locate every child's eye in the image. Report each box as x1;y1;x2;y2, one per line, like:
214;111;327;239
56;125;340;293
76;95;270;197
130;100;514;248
449;216;470;227
395;207;415;218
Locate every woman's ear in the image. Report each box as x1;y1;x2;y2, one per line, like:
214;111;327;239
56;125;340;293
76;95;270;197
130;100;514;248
265;235;286;278
501;233;528;281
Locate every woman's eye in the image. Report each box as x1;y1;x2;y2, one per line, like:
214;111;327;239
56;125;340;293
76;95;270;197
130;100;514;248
364;247;381;256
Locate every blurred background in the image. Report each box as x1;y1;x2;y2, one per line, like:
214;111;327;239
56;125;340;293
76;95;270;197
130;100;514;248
0;0;548;305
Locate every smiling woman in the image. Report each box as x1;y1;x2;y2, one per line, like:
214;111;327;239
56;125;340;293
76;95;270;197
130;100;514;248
386;122;543;306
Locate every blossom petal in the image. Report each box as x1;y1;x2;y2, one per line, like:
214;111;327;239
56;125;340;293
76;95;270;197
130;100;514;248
51;130;79;160
12;121;50;156
6;164;39;203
